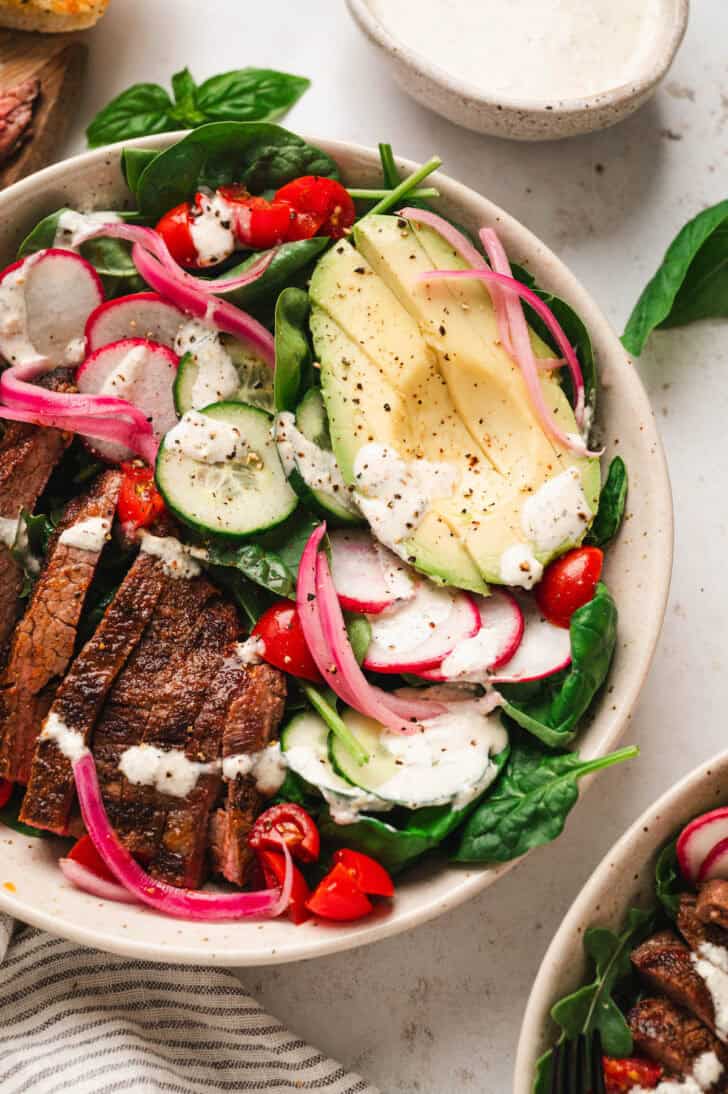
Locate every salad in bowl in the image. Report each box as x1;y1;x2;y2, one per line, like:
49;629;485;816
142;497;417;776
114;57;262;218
0;121;656;937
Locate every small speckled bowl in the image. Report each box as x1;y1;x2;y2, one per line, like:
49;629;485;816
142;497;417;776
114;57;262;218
0;135;672;966
347;0;689;140
514;751;728;1093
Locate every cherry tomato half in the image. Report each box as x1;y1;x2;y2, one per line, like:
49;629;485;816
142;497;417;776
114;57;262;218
249;803;320;863
257;848;311;925
0;779;12;810
333;848;394;897
155;202;198;268
275;176;355;240
67;834;118;885
535;546;604;629
305;862;373;922
603;1056;662;1092
220;189;294;250
118;461;166;532
252;601;322;683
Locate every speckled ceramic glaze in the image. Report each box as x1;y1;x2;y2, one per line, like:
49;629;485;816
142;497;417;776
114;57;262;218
0;135;672;965
346;0;689;140
514;751;728;1093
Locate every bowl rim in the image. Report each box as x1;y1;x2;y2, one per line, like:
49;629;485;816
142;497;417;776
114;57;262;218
513;748;728;1092
0;131;673;965
347;0;689;117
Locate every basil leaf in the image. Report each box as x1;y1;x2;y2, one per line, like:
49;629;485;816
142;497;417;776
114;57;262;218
453;737;637;863
500;583;618;749
136;122;339;220
170;67;205;127
274;287;311;411
586;456;628;548
196;68;310;124
622;200;728;355
655;838;682;920
86;83;176;148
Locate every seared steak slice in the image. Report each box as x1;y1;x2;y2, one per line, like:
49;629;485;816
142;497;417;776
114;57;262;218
628;995;728;1078
679;893;728;954
19;549;168;833
632;930;717;1034
699;882;728;932
209;662;286;887
0;424;68;649
0;470;121;782
0;78;39;163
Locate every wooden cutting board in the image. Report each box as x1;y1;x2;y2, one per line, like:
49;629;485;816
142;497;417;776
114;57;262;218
0;30;86;188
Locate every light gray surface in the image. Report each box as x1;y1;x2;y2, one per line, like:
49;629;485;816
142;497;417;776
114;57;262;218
62;2;726;1089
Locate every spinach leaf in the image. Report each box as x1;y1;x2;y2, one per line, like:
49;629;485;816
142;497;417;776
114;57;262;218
655;838;682;920
136;122;339;221
344;613;371;665
196;69;310;124
205;541;294;598
453;737;637;863
274;287;312;411
586;457;628;548
0;785;44;838
535;907;656;1091
13;509;55;597
215;237;329;319
254;507;321;576
206;565;274;628
18;209;144;295
500;583;618;749
87;82;178;148
202;508;321;599
622;200;728;355
122;148;159;197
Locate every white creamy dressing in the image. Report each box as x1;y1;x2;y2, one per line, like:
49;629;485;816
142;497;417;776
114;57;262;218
174;319;240;409
353;443;458;561
373;542;415;601
283;736;388;823
439;628;501;680
632;1052;724;1093
275;412;359;515
376;698;507;809
0;253;44;367
0;514;20;550
370;0;662;102
165;409;247;465
234;636;264;665
189;193;236;267
58;516;111;552
139;531;202;579
693;943;728;1040
54;209;122;249
223;742;287;796
40;712;87;763
521;467;591;554
368;580;453;653
99;344;151;402
120;744;216;799
499;543;543;589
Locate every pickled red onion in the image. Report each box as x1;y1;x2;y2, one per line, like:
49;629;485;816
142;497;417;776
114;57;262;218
59;855;138;905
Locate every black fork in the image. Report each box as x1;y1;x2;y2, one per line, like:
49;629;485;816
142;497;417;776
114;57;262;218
550;1031;605;1094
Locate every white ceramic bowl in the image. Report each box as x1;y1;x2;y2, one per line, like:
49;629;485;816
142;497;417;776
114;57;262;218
347;0;689;140
0;135;672;965
514;750;728;1093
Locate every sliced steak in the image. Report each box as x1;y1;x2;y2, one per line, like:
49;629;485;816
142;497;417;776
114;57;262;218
628;995;728;1079
679;893;728;954
19;548;168;833
0;424;69;649
699;882;728;933
209;662;286;887
0;78;39;163
0;470;121;782
632;930;717;1034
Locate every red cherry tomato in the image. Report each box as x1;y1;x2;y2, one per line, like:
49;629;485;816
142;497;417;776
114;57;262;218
332;848;394;897
257;848;311;925
155;202;199;268
535;547;604;629
118;461;166;532
252;601;322;683
0;779;12;810
305;862;373;921
275;176;355;240
219;188;294;250
249;803;320;863
67;834;118;885
603;1056;662;1092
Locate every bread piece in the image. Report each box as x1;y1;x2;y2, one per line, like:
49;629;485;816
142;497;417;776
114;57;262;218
0;0;109;33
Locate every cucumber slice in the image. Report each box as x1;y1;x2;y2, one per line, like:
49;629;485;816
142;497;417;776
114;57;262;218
281;712;376;799
296;387;331;449
174;336;274;416
156;401;297;538
329;705;507;809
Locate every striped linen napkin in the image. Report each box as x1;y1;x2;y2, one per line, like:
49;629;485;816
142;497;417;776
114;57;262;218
0;914;377;1094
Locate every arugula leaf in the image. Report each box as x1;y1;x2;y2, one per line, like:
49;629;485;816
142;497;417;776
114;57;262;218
500;583;618;749
622;199;728;355
196;69;310;124
655;838;682;920
453;737;637;863
87;83;177;148
136;122;339;221
586;457;628;548
274;287;312;411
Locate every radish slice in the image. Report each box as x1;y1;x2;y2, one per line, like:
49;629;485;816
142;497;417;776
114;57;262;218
59;856;139;904
417;590;524;681
76;338;179;462
699;837;728;884
677;808;728;885
73;751;291;920
86;292;185;352
489;594;571;683
363;583;480;674
330;530;414;614
0;249;103;368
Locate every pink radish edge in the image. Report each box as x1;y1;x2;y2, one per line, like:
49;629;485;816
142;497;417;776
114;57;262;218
489;594;571;684
677;807;728;884
418;590;524;681
362;590;480;675
699;836;728;884
85;291;185;352
329;529;397;615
